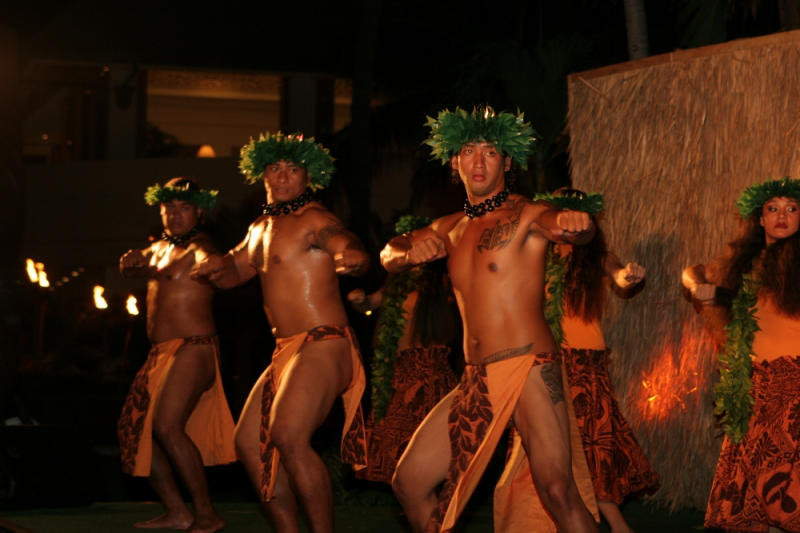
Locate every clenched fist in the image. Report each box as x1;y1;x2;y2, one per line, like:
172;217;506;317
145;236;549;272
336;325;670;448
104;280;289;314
406;237;447;265
121;249;148;269
192;254;225;281
622;262;646;285
334;249;368;275
347;288;366;304
553;210;593;237
691;284;717;305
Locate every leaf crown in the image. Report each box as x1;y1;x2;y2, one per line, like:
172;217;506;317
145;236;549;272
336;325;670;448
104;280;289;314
144;183;218;211
423;106;538;169
533;190;605;216
736;176;800;219
394;214;432;235
239;131;335;191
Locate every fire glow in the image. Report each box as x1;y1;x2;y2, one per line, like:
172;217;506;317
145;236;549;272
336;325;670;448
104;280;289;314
126;295;139;316
93;286;108;309
26;259;50;287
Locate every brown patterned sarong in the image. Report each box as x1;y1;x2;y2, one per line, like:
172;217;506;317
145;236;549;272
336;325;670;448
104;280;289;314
706;355;800;533
356;345;458;484
429;352;598;533
563;348;659;504
259;325;367;501
117;336;236;476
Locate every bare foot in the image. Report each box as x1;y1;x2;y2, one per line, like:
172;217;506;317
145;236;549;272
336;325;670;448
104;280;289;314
184;513;225;533
134;512;194;530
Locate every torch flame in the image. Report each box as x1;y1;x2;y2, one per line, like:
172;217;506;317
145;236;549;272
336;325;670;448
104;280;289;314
94;286;108;309
26;259;38;283
126;295;139;316
35;263;50;288
484;108;490;119
298;134;304;141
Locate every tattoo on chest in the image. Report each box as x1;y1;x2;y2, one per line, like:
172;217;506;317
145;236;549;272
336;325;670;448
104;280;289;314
476;200;523;253
481;342;533;364
317;218;345;248
540;361;564;406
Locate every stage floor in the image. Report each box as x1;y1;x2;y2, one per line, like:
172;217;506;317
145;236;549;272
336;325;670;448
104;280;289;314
1;500;708;532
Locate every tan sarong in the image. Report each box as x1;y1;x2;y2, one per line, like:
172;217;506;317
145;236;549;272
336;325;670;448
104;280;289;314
259;325;367;501
428;352;598;533
118;336;236;476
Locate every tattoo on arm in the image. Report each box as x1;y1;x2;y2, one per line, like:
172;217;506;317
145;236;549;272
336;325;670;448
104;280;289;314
540;362;564;406
481;342;533;364
477;200;524;253
317;218;346;248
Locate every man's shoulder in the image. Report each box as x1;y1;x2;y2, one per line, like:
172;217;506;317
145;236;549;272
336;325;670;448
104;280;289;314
431;211;465;232
188;232;219;254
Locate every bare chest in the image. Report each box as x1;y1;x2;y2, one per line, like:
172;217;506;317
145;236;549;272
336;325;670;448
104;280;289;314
248;217;315;273
149;243;194;282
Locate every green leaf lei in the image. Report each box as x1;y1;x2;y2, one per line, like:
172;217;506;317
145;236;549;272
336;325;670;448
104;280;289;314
736;176;800;219
371;267;425;422
144;183;218;211
423;106;538;170
395;214;432;235
239;131;335;191
544;246;569;348
715;273;761;444
533;191;605;216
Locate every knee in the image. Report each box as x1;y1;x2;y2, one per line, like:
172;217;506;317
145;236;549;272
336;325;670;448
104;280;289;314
391;462;415;503
151;418;181;447
539;477;575;514
267;420;306;459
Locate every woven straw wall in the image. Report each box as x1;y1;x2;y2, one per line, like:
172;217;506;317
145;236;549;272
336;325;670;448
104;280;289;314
567;31;800;509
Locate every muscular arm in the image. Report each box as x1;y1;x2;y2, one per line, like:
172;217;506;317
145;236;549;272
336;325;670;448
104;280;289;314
380;225;447;274
603;252;645;289
312;213;369;276
120;246;154;277
192;229;258;289
531;203;595;245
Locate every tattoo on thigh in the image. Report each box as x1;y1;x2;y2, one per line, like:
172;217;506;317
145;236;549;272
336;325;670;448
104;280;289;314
481;342;532;364
540;362;564;406
317;218;345;248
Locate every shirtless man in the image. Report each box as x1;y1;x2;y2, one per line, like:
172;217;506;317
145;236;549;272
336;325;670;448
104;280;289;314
193;132;369;533
381;107;599;533
117;178;235;533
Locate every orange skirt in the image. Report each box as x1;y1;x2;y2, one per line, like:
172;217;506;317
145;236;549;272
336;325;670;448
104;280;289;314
427;353;598;533
563;348;659;504
357;346;458;484
706;355;800;533
117;336;236;477
259;326;367;501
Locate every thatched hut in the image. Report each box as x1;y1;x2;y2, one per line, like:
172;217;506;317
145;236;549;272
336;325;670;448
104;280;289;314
567;30;800;510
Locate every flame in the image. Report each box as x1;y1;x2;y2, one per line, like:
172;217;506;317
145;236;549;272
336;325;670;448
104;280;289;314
126;295;139;316
26;259;38;283
365;310;372;316
93;286;108;309
38;271;50;288
298;134;304;141
484;108;489;119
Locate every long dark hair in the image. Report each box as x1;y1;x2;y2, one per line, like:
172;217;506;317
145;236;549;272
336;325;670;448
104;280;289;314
562;222;608;323
409;259;460;347
715;214;800;317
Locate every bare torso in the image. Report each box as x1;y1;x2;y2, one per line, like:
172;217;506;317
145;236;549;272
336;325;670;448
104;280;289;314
241;203;349;338
145;236;217;344
433;195;558;364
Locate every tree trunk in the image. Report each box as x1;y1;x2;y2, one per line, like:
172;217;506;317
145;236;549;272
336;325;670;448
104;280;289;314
346;0;382;242
623;0;649;60
0;26;25;414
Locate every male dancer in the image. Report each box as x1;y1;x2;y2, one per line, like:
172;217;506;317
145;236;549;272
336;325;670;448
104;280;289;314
382;107;600;533
118;178;235;533
194;132;369;533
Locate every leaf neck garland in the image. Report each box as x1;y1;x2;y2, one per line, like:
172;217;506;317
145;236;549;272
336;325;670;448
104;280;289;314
371;267;425;422
543;246;569;348
714;273;761;444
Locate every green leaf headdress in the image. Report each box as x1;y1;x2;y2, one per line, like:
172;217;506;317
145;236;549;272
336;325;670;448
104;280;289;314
144;183;218;211
239;131;335;191
394;214;432;235
736;176;800;219
533;190;605;216
423;106;538;169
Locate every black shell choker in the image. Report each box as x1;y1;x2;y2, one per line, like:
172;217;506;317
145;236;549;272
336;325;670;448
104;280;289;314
464;187;511;219
162;226;201;246
263;190;313;216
